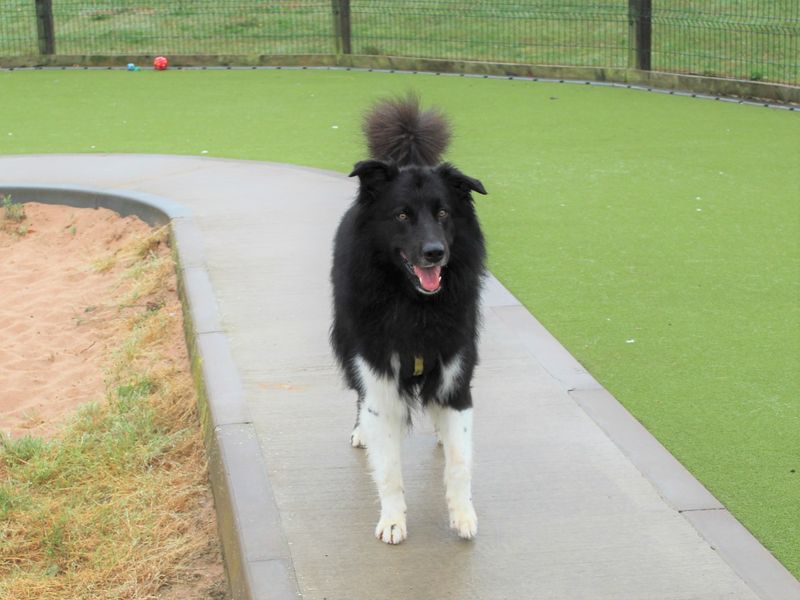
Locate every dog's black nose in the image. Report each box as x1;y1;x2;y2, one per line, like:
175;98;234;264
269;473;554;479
422;242;445;264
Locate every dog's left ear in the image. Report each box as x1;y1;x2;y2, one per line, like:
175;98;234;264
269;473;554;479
349;160;398;185
436;163;487;197
349;160;399;203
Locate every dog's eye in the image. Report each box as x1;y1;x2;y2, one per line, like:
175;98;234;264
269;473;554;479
396;211;409;222
437;209;449;219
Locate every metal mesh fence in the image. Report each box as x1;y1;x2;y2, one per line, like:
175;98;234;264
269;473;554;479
349;2;629;68
1;1;798;85
652;2;799;83
1;1;333;56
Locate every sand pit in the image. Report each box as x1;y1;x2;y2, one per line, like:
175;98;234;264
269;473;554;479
0;199;227;598
0;201;157;438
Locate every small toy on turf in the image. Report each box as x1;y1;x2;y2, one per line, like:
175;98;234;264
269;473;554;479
153;56;168;70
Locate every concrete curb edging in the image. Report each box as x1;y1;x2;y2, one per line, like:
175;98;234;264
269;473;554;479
3;177;798;599
0;184;300;600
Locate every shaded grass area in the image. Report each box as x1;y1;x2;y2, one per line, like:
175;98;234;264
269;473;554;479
0;69;798;576
0;225;224;598
1;0;798;83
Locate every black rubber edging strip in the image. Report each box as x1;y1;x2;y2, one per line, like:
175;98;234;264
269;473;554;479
0;184;301;600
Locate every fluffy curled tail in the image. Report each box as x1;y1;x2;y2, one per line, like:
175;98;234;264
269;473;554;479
363;93;451;167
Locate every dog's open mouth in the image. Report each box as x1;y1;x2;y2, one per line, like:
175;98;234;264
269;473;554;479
400;252;443;295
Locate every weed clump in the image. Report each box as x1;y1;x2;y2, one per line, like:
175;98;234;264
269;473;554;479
2;195;25;222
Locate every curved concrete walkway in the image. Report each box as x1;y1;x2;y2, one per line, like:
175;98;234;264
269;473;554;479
1;155;797;600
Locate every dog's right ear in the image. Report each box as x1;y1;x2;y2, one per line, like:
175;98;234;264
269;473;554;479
349;160;398;200
436;163;487;198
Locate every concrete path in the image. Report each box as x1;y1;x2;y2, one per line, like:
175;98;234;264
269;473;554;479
2;155;797;600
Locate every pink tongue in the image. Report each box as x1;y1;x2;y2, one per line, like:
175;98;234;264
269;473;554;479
413;265;442;292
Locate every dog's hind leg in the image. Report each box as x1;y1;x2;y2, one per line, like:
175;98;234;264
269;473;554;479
428;401;477;539
354;356;409;544
350;394;367;449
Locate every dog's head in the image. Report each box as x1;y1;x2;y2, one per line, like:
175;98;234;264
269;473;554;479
350;160;486;296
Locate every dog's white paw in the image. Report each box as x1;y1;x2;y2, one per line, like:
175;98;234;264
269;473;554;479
449;503;477;539
350;426;366;449
375;513;407;545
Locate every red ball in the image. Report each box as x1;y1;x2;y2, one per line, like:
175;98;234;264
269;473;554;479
153;56;168;70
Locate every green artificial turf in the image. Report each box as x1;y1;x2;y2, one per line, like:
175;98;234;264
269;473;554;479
1;69;798;575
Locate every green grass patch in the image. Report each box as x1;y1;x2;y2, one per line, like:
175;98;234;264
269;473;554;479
0;69;798;577
2;194;25;222
1;194;28;236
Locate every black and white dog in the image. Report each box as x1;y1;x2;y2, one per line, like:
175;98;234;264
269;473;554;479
330;95;487;544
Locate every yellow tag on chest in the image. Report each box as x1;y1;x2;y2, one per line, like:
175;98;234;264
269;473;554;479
413;355;424;376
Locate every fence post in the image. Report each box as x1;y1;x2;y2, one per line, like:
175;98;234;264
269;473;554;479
330;0;351;54
35;0;56;55
628;0;651;70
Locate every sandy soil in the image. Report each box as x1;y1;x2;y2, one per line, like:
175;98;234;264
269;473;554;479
0;202;155;438
0;201;227;598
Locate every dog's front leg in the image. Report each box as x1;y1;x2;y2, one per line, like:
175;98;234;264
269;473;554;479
350;394;367;448
429;403;477;539
355;358;408;544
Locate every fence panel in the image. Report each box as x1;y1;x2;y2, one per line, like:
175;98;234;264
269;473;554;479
2;0;334;56
349;1;629;68
2;1;38;56
652;1;799;84
0;1;797;85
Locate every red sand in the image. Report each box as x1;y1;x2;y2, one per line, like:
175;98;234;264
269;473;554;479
0;202;152;439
